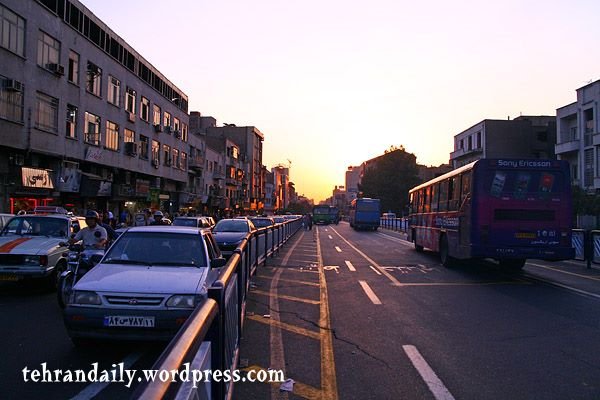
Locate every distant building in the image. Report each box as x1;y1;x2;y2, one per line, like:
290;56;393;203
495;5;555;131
345;165;361;202
450;116;557;169
555;80;600;191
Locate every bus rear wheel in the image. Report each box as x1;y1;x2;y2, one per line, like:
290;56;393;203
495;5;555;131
499;259;526;271
439;236;455;268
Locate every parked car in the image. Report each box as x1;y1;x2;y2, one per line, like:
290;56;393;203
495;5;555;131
62;226;226;345
249;216;275;229
172;216;211;229
212;218;257;258
0;213;87;286
272;216;286;224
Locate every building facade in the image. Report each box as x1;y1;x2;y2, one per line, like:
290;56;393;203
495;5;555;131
450;116;557;169
0;0;195;216
555;80;600;191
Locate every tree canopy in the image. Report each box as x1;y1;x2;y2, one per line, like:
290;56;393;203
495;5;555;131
358;146;421;215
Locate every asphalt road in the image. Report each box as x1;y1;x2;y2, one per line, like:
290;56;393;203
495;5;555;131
2;222;600;399
236;222;600;400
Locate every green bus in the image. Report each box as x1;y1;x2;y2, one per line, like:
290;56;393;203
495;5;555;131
312;205;331;224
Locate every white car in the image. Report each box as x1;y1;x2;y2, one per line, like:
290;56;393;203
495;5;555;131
63;226;226;345
0;213;87;286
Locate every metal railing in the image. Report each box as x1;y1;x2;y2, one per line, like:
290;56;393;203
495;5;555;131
379;217;409;233
132;217;303;400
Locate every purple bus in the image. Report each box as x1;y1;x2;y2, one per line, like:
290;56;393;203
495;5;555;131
407;159;574;270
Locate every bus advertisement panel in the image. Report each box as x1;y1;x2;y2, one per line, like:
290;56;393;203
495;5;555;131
312;205;331;224
349;198;381;231
407;159;574;270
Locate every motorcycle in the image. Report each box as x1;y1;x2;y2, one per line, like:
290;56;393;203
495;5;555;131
57;243;105;308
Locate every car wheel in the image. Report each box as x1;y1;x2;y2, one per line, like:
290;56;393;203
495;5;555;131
499;258;526;271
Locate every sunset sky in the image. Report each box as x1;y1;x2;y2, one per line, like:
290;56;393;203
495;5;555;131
81;0;600;202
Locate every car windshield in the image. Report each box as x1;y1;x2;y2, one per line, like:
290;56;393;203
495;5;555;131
0;217;68;237
214;220;249;233
103;232;207;267
172;218;199;227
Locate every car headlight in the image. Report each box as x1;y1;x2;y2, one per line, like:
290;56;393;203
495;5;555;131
23;256;41;266
166;294;200;308
73;291;102;305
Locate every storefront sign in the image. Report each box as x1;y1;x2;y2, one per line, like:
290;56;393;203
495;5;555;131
136;179;150;197
85;148;103;163
21;167;54;189
97;181;112;196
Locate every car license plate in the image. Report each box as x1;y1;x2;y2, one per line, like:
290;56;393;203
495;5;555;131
103;316;155;328
515;232;536;239
0;275;19;282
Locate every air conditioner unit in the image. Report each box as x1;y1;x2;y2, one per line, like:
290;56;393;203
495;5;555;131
152;159;160;168
124;142;137;156
164;126;172;134
127;112;136;123
3;79;23;92
174;130;181;139
153;124;162;133
47;63;65;76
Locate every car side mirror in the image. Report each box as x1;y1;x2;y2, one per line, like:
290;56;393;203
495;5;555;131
210;257;227;269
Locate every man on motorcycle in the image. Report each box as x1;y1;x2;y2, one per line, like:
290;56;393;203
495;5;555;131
68;210;108;249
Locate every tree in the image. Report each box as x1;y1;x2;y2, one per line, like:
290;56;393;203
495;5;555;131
358;146;421;215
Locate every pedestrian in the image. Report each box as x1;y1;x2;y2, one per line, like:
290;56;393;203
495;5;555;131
149;210;169;225
307;213;313;230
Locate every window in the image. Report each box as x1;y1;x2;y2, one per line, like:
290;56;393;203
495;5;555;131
180;152;187;170
182;123;188;142
172;149;179;168
139;135;149;159
37;31;60;70
0;5;25;56
476;131;481;149
124;128;135;143
153;104;161;126
164;111;171;129
84;111;101;145
431;183;439;212
461;171;471;204
459;139;464;150
107;76;120;106
35;92;58;133
174;117;180;133
438;179;449;212
448;176;460;211
86;62;102;96
67;50;79;84
584;148;594;187
151;140;160;163
140;97;149;121
0;77;24;122
467;136;472;151
125;87;136;113
163;144;171;165
105;121;119;151
66;104;77;139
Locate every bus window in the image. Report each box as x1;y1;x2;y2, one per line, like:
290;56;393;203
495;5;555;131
409;192;415;214
424;187;431;213
439;179;448;212
418;189;425;213
461;171;472;205
448;176;460;211
431;183;439;212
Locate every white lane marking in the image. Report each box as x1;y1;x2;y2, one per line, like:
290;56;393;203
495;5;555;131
375;232;413;247
330;227;403;286
344;260;356;272
369;265;382;275
70;352;142;400
358;280;382;304
527;262;600;282
328;235;333;240
335;246;342;253
402;345;455;400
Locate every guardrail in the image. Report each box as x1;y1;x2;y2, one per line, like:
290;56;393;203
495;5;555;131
379;217;409;233
132;217;303;400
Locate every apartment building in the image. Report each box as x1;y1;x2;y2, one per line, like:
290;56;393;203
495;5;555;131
0;0;195;215
555;80;600;190
450;116;557;169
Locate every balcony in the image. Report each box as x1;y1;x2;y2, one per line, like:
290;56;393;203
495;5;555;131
555;140;580;155
188;158;204;171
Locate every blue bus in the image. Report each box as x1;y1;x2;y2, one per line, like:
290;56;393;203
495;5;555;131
349;198;381;231
408;159;574;270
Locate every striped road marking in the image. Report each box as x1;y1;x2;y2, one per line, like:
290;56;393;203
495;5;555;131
335;246;342;253
369;265;382;275
402;345;455;400
358;280;382;305
344;260;356;272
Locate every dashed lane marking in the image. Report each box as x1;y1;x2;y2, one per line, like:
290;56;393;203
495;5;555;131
328;235;333;240
335;246;342;253
369;265;382;275
344;260;356;272
403;345;455;400
358;280;382;305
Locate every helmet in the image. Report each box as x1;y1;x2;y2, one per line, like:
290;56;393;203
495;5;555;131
154;211;164;217
85;210;100;220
